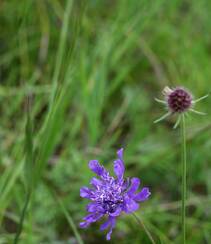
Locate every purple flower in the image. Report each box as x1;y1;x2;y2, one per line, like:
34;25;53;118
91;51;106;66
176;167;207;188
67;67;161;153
80;148;151;240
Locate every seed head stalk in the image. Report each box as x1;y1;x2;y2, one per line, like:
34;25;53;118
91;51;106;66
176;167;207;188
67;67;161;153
154;86;208;243
181;114;186;244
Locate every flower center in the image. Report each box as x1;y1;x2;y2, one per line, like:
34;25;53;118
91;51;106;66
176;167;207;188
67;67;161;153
167;88;192;113
95;178;124;214
102;200;122;213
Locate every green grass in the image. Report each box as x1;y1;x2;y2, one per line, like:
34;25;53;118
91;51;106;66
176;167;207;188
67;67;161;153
0;0;211;243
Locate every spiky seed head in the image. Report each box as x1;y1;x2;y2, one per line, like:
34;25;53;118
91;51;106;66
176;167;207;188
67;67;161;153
163;86;173;96
165;87;193;113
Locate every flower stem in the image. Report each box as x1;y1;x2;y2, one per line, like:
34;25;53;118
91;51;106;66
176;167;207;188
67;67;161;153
181;114;186;244
133;213;156;244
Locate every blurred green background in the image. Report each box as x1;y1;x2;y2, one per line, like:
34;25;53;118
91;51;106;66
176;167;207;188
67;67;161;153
0;0;211;243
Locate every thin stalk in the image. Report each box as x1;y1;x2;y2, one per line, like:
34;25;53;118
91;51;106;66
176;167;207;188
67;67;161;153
14;97;34;243
13;192;30;244
56;196;84;244
181;114;186;244
50;0;73;104
132;213;156;244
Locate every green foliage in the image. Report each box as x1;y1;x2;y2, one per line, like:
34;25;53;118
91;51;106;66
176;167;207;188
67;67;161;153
0;0;211;243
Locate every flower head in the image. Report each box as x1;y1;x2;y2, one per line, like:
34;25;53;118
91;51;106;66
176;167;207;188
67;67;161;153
80;148;151;240
164;87;192;113
154;86;208;128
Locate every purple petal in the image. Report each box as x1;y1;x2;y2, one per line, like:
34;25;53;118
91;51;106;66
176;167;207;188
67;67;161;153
89;160;106;176
114;159;124;180
83;213;103;222
106;217;116;240
134;187;151;202
86;202;104;213
117;148;124;160
109;207;122;217
114;149;125;180
100;216;116;240
90;177;102;188
79;221;90;228
79;213;103;229
80;187;93;199
124;195;139;213
122;177;130;190
127;177;140;196
100;218;111;231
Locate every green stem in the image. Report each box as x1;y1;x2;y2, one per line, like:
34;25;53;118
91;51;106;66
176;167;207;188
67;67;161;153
133;213;156;244
13;192;30;244
181;114;186;244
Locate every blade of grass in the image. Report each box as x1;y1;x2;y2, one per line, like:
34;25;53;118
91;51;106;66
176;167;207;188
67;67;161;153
13;192;30;244
34;78;74;184
34;0;80;184
56;196;84;244
14;97;34;243
44;178;84;244
50;0;74;104
24;98;34;190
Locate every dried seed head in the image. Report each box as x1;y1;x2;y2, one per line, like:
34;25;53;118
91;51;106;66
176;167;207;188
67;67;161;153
155;86;208;126
166;87;193;113
163;86;173;96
